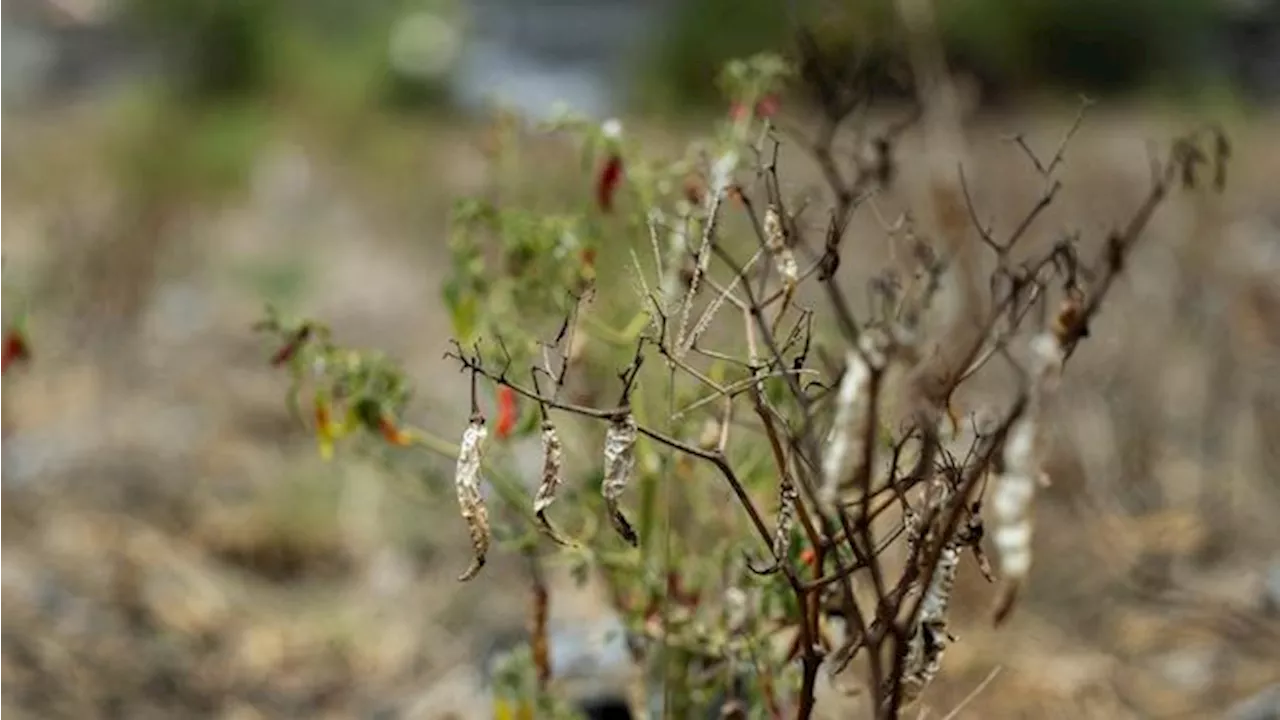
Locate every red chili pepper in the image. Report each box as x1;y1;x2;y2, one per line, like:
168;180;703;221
729;95;780;122
495;386;517;440
754;94;780;119
800;548;817;568
595;153;624;212
270;325;312;367
1;329;31;374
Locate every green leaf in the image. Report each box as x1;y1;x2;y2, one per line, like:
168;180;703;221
445;288;478;343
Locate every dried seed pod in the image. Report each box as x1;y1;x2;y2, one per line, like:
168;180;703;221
765;205;799;291
532;420;574;547
455;417;491;581
602;412;639;546
820;349;873;509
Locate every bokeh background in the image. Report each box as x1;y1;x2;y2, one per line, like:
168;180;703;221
3;0;1280;718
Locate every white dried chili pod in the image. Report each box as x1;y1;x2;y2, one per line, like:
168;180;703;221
820;349;872;509
898;525;963;706
764;205;799;291
602;412;639;546
532;419;574;546
771;477;798;565
991;330;1065;622
455;416;491;581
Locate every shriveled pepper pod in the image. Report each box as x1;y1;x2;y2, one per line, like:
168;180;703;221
748;473;798;576
819;348;873;510
601;411;639;546
455;414;491;581
991;331;1065;625
532;419;573;546
764;204;799;293
771;478;799;568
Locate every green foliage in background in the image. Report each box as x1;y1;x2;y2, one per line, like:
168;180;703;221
941;0;1223;95
637;0;793;112
639;0;1228;109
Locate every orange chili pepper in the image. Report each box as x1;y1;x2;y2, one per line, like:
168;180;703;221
377;415;413;447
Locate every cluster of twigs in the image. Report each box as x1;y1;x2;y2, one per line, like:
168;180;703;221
435;84;1229;720
254;24;1230;716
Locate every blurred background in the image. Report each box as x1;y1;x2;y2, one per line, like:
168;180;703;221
3;0;1280;718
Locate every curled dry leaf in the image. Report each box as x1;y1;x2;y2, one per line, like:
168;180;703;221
533;420;574;546
602;412;639;546
455;418;491;581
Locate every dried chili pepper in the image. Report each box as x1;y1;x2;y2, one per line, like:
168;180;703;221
455;415;491;581
602;412;639;546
